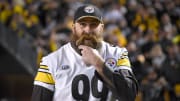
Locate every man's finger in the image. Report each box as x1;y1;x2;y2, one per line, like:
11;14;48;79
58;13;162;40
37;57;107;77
78;45;86;56
78;45;87;50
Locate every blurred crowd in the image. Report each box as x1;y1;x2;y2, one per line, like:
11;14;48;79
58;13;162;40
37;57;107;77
0;0;180;101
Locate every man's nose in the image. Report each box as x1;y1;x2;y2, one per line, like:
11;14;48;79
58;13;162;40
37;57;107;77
84;25;91;34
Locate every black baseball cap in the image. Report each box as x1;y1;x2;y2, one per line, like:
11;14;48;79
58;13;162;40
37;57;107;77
73;4;103;23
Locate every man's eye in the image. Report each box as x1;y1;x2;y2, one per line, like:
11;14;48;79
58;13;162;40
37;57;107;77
90;23;98;27
80;22;86;26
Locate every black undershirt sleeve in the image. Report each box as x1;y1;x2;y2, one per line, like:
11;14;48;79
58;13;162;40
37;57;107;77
31;85;54;101
95;66;139;101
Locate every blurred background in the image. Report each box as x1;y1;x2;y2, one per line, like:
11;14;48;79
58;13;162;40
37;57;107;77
0;0;179;101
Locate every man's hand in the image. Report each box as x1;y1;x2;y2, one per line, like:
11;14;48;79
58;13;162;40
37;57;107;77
78;45;104;72
78;45;114;87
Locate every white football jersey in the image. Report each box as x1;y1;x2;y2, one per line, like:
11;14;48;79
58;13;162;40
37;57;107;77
34;41;132;101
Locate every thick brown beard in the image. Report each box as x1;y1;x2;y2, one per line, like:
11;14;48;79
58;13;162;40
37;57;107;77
71;31;102;49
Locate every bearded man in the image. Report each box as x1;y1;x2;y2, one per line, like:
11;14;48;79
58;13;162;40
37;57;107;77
32;4;138;101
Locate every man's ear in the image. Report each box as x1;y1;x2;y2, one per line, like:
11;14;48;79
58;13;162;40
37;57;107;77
101;23;104;29
72;24;75;34
100;23;104;31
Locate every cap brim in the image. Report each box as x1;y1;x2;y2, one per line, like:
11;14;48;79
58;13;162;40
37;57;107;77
76;16;102;23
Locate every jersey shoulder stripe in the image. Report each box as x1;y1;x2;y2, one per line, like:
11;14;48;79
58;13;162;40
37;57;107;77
35;71;55;85
117;58;131;67
40;65;49;70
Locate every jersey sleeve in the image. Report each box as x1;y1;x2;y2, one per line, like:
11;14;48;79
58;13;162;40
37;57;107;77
96;46;138;101
116;48;131;67
105;47;132;72
33;57;55;92
31;85;54;101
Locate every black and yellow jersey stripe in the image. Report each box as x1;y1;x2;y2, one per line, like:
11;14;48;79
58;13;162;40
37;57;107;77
35;65;55;85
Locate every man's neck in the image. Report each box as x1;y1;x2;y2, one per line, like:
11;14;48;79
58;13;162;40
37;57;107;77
70;41;82;55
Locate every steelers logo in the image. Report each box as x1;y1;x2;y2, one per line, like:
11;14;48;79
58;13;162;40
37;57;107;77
84;6;95;13
105;58;117;68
